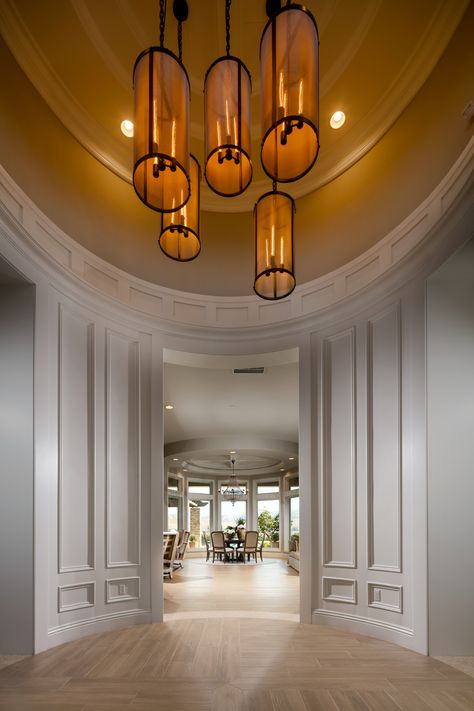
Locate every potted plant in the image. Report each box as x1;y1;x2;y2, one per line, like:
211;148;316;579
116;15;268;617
235;516;246;540
189;534;197;548
224;525;235;542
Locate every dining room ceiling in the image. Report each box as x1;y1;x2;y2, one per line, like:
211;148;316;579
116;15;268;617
163;349;299;476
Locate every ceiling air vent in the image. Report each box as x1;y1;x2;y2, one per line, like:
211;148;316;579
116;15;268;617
233;367;265;374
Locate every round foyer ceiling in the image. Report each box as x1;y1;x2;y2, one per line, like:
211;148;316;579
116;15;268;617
0;0;466;213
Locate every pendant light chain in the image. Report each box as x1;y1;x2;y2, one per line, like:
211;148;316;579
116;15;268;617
225;0;231;56
178;20;182;61
159;0;166;47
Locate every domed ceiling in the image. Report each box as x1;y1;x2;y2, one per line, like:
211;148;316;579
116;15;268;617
0;0;466;213
0;0;471;298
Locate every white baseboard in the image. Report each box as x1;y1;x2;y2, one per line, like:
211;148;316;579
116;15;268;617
312;608;421;652
46;609;151;649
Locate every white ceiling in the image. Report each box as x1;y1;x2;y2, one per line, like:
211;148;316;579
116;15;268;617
163;350;299;476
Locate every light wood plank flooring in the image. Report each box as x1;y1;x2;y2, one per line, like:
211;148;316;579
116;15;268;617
1;561;473;710
1;618;474;710
164;557;299;617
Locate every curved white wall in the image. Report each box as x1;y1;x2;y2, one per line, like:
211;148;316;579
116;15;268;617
0;142;472;654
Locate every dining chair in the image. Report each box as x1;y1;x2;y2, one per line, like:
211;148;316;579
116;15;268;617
163;532;179;579
173;530;190;570
203;532;211;562
257;531;266;561
242;530;259;563
211;531;234;562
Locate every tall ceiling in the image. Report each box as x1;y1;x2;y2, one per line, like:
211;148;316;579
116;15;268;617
0;0;467;212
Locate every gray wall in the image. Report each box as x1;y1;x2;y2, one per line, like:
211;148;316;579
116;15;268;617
0;283;35;654
427;235;474;656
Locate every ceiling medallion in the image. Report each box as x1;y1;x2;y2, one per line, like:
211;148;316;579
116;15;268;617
132;0;319;298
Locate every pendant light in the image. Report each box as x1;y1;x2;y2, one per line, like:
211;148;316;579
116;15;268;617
222;458;246;506
254;184;295;300
159;154;201;261
133;0;190;213
260;2;319;182
204;0;252;197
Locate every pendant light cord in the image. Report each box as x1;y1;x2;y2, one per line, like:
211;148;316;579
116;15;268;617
225;0;231;56
159;0;166;47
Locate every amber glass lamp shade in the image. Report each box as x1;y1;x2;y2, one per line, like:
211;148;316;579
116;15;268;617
260;4;319;182
204;57;252;197
133;47;190;213
159;155;201;261
254;190;295;300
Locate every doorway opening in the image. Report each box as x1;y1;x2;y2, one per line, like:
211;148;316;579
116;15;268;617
162;348;300;621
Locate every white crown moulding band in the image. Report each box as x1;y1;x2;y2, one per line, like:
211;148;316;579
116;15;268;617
0;138;472;334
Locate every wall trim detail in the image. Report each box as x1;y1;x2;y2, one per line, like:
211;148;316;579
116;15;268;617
48;608;149;636
58;304;95;573
322;327;357;568
105;329;142;568
106;576;141;604
0;138;472;333
368;582;403;613
367;303;403;572
57;582;95;613
322;577;357;604
313;609;414;645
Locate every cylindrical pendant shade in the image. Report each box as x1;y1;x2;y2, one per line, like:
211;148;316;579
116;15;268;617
254;190;295;300
159;154;201;261
133;46;190;213
204;56;252;196
260;4;319;182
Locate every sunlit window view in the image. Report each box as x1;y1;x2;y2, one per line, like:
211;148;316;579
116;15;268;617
290;496;300;536
167;497;179;530
257;499;280;548
221;500;247;529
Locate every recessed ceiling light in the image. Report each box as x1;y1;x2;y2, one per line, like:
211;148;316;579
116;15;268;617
120;119;134;137
280;468;285;472
172;458;179;461
289;457;295;461
330;110;346;129
230;450;236;454
183;468;188;472
165;404;174;410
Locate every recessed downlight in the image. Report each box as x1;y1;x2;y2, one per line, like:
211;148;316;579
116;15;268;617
165;404;174;410
280;468;285;472
289;457;295;461
172;458;179;461
330;110;346;129
230;450;236;454
120;119;134;137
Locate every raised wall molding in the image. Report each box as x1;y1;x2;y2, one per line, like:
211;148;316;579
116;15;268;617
367;303;402;572
368;582;403;613
105;329;141;568
322;328;357;568
58;304;95;573
0;138;472;334
322;577;357;604
58;582;95;613
106;576;140;604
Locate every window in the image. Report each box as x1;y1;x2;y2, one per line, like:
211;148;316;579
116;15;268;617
257;481;279;494
189;482;212;494
290;496;300;536
221;499;247;530
167;496;179;531
289;475;299;491
168;476;180;491
257;499;280;548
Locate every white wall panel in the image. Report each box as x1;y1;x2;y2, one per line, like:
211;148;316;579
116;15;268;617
58;305;95;572
367;305;401;571
106;330;141;567
322;329;356;567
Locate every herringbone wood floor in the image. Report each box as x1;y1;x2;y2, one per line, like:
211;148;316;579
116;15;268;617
1;560;473;710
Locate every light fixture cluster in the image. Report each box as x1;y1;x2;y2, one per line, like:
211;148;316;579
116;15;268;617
222;457;246;506
131;0;320;299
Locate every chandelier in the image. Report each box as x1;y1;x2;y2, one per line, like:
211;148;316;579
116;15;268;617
132;0;319;297
222;458;246;506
